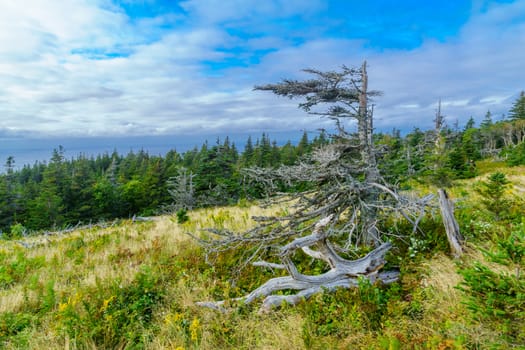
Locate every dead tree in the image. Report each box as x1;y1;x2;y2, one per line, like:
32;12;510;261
437;189;463;257
251;61;386;245
197;215;399;312
166;167;196;211
193;62;431;311
430;102;464;256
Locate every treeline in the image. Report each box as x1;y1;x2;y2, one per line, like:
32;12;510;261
0;132;327;234
377;92;525;185
1;92;524;235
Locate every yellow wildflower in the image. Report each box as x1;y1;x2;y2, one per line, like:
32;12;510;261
100;295;115;312
190;317;200;342
58;302;68;312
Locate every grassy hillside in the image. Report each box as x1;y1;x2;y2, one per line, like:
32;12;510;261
0;167;524;349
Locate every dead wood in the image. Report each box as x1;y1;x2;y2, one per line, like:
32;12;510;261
197;215;399;312
438;189;463;257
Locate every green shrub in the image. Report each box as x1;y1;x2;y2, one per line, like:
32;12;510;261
176;208;189;224
1;223;27;240
486;222;525;278
505;142;525;166
57;265;164;349
300;279;401;347
475;172;512;220
458;228;525;344
0;312;36;343
0;250;45;289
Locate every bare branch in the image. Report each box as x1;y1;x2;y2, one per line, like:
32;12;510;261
192;63;439;312
197;216;398;312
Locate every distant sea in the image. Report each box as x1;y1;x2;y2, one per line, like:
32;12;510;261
0;131;303;171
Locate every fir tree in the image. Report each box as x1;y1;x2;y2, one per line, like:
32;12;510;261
509;91;525;121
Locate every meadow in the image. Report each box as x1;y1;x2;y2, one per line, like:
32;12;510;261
0;165;524;349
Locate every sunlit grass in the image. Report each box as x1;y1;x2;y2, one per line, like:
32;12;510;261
0;174;522;349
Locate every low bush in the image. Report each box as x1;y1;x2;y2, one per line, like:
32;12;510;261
458;226;525;345
56;265;164;349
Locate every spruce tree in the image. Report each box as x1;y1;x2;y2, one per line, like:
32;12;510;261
509;91;525;121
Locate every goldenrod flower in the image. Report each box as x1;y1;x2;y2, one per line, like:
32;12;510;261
190;317;200;342
100;295;115;312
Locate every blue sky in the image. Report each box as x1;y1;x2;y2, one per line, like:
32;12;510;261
0;0;524;138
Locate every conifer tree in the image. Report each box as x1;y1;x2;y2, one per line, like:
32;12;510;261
242;136;254;166
296;131;309;157
509;91;525;121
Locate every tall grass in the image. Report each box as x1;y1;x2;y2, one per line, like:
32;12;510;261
0;175;523;349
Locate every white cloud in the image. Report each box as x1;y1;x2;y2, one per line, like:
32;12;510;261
480;95;512;105
363;1;525;130
0;0;524;138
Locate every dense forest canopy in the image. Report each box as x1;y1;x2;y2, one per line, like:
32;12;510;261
0;132;327;234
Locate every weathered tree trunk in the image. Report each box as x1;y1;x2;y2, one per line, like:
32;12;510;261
197;215;399;312
357;61;381;244
358;61;378;182
438;189;463;257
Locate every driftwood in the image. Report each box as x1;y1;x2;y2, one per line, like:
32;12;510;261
197;215;399;313
438;189;463;257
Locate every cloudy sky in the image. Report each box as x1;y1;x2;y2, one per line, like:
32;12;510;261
1;0;524;139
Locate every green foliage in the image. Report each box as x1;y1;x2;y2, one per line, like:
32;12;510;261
406;236;430;260
428;167;454;188
1;223;27;240
40;279;57;314
57;265;164;349
10;223;27;239
506;141;525;166
176;208;189;224
447;140;477;179
92;178;120;218
301;280;400;345
458;227;525;344
484;222;525;277
0;312;36;344
381;215;450;261
459;263;525;343
475;172;511;220
0;250;45;289
509;91;525;121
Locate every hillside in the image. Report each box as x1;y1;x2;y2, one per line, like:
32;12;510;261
0;165;524;349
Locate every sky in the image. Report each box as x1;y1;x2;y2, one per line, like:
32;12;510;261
1;0;524;139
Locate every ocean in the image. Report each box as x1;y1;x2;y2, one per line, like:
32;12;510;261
0;131;302;171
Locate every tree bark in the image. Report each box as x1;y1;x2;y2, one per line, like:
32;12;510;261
438;189;463;257
197;215;399;312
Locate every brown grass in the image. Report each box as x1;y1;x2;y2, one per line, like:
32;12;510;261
0;192;518;349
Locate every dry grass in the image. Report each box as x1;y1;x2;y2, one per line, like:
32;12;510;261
0;203;279;312
0;203;292;349
0;188;520;349
420;253;462;297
